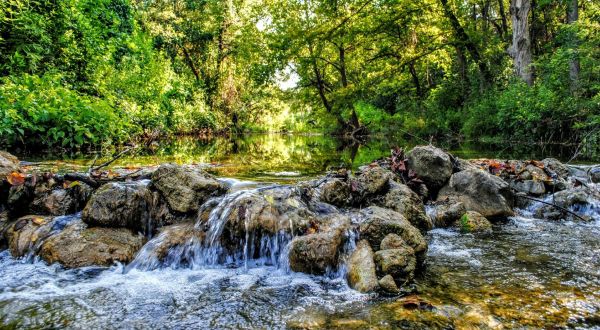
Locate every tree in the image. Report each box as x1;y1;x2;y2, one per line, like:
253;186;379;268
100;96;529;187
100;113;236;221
509;0;534;85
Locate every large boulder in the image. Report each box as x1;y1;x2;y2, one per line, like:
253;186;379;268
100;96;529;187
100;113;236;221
347;240;378;293
438;169;514;218
151;164;226;213
288;214;351;275
357;206;427;263
0;151;20;177
406;146;453;190
82;182;153;233
382;182;432;231
39;220;145;268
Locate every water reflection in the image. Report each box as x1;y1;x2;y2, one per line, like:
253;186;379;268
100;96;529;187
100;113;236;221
16;134;595;181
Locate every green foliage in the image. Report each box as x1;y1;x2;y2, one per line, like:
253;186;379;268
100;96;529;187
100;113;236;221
0;74;129;148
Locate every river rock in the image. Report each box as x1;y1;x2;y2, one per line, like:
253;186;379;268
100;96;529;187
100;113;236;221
510;179;546;196
352;166;394;203
82;182;153;233
318;178;351;207
380;233;409;250
0;151;19;177
378;274;400;294
347;240;378;293
590;167;600;184
39;220;145;268
217;186;316;242
30;182;93;216
456;211;492;233
151;164;226;214
374;247;416;283
542;158;570;179
5;215;54;257
357;206;427;263
438;169;513;218
288;214;350;275
382;181;432;231
406;146;453;190
428;198;466;227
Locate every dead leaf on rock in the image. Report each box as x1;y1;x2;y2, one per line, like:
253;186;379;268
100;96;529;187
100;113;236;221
6;172;25;186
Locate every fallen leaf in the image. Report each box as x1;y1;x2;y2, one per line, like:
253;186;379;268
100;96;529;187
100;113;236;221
6;172;25;186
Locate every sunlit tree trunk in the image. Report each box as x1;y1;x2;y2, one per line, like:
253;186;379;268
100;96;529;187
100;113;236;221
509;0;534;85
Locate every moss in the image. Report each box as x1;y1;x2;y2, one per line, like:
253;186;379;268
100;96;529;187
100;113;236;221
459;214;472;233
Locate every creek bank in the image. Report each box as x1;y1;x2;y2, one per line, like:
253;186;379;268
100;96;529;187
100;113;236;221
0;147;595;294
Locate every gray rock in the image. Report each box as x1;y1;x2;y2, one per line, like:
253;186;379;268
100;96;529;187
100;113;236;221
378;274;400;294
218;186;316;240
318;178;351;207
428;198;466;227
357;206;427;264
0;151;19;178
510;180;546;196
82;182;153;233
380;233;410;250
39;220;145;268
347;240;379;293
406;146;453;190
352;166;394;202
383;182;432;231
438;169;514;218
152;164;226;213
456;211;492;233
374;247;416;283
5;215;54;257
289;214;350;275
590;167;600;184
542;158;570;179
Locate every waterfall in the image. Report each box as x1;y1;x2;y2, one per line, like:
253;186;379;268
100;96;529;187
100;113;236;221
127;187;298;272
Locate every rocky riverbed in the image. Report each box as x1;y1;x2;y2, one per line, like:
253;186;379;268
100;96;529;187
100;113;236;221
1;146;599;328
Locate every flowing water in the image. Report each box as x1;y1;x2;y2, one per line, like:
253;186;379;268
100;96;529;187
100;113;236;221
2;135;600;329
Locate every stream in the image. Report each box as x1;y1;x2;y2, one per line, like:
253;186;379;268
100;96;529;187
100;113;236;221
1;135;599;329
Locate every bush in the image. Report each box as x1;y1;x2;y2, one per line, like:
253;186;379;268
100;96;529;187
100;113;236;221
0;74;130;148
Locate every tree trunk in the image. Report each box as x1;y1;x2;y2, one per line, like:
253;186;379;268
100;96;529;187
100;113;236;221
567;0;580;91
408;62;422;97
509;0;534;86
498;0;509;40
439;0;492;86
